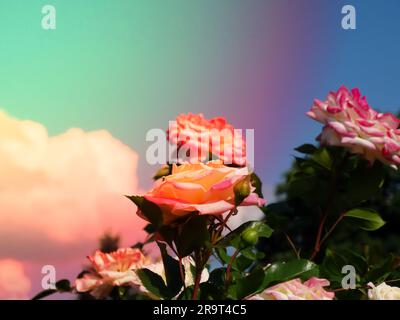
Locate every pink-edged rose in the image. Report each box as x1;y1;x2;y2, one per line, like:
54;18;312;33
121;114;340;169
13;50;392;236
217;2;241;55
307;86;400;168
75;248;147;299
250;277;334;300
138;160;265;224
168;113;247;166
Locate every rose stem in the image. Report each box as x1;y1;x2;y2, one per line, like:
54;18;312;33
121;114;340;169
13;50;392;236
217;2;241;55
310;152;349;260
310;213;328;261
178;256;187;291
192;250;210;300
284;232;300;259
225;247;240;285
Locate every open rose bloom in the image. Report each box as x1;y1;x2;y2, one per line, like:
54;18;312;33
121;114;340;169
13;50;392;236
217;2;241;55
75;248;147;299
368;282;400;300
307;86;400;168
251;277;334;300
168;113;247;166
139;160;265;224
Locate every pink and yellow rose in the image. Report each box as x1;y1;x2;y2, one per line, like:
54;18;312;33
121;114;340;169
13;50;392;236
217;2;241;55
307;86;400;168
75;248;147;299
138;160;265;224
251;277;334;300
168;113;247;166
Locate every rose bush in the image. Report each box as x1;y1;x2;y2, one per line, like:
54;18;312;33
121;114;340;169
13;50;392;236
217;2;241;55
33;90;400;300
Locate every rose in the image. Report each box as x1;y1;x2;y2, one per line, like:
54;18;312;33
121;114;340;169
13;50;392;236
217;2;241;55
307;86;400;168
368;282;400;300
138;160;265;224
168;113;247;166
250;277;334;300
75;248;147;299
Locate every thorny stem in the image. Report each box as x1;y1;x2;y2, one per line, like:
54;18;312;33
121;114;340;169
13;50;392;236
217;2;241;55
192;209;238;299
192;250;211;300
192;270;202;300
218;208;237;233
310;214;328;261
310;152;349;261
320;212;346;246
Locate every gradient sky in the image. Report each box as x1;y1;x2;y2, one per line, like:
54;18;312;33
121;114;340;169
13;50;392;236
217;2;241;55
2;0;400;186
1;0;400;297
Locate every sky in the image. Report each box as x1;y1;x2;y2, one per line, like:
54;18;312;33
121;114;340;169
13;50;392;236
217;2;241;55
1;0;400;298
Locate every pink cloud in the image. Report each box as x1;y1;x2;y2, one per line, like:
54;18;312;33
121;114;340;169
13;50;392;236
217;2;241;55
0;111;147;297
0;259;31;299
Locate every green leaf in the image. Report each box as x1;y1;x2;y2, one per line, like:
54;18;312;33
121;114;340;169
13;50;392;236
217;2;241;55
55;279;71;292
346;161;385;205
240;247;257;260
199;282;225;300
287;173;330;206
136;268;169;299
157;242;184;297
235;260;319;299
250;173;263;198
294;144;317;154
320;249;352;284
261;259;319;290
234;254;254;272
31;289;58;300
177;285;194;300
157;225;177;247
364;254;398;284
235;267;265;299
176;215;210;257
208;268;226;290
131;242;144;249
215;247;231;265
31;279;71;300
126;196;163;229
257;223;274;238
144;223;156;234
344;208;385;231
215;221;273;249
311;147;333;171
261;203;291;230
153;165;171;180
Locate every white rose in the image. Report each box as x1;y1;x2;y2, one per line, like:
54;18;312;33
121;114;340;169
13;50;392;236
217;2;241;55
368;282;400;300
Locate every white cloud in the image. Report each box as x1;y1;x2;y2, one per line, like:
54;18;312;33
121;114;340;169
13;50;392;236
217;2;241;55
0;110;146;263
0;259;31;299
